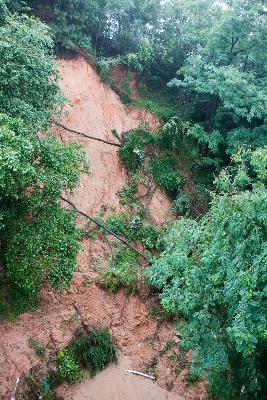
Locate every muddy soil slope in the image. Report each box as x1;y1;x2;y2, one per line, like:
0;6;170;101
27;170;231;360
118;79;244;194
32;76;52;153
0;58;206;400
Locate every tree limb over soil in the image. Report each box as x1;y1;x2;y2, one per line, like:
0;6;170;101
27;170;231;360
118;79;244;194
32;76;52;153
60;196;151;263
53;120;122;147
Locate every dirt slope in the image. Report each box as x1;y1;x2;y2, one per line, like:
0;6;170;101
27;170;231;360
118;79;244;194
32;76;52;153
57;58;169;223
0;58;206;400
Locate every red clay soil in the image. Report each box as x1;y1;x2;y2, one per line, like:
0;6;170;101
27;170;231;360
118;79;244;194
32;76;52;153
0;58;206;400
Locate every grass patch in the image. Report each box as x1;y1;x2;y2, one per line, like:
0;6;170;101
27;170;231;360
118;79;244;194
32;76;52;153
100;248;139;294
28;338;46;359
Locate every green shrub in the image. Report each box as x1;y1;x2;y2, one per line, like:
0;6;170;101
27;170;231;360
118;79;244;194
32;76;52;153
100;248;139;294
185;372;199;384
146;185;267;400
148;154;185;198
56;348;86;385
28;338;45;359
72;330;117;376
172;192;192;217
156;117;190;151
96;57;122;83
104;212;159;251
119;129;157;172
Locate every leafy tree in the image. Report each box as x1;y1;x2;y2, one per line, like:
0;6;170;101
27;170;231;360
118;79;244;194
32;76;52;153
168;0;267;164
0;7;88;312
146;148;267;399
24;0;160;63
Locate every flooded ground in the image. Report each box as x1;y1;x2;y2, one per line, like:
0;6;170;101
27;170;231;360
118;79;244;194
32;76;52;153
65;356;182;400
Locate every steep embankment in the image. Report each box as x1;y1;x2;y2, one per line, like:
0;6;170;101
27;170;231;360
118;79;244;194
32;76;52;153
0;58;206;400
57;58;169;223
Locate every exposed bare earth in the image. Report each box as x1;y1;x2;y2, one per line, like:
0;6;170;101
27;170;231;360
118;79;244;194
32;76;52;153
0;58;206;400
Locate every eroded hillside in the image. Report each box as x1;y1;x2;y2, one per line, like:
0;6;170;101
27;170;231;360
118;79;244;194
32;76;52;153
0;58;206;400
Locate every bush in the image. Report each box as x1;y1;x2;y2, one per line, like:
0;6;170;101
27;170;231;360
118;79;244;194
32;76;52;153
56;348;86;385
96;57;122;83
172;192;192;217
100;248;139;294
118;129;159;172
157;118;190;151
72;329;117;376
104;212;159;251
119;130;147;172
148;154;185;198
146;186;267;399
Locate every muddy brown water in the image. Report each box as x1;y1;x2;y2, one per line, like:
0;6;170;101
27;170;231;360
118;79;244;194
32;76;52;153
65;356;182;400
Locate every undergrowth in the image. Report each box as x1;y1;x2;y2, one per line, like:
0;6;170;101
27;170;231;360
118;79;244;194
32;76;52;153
72;329;117;376
23;329;117;399
99;248;139;294
148;154;185;199
0;279;38;321
118;117;212;217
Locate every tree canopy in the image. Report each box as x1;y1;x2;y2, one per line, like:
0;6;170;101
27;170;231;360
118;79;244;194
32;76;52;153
0;3;88;311
146;149;267;399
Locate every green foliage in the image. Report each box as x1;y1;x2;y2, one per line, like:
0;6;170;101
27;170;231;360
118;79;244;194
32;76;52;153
72;329;117;376
185;373;199;384
132;97;176;121
172;192;192;217
215;146;267;195
28;337;46;359
96;56;122;83
146;178;267;399
4;205;81;299
104;212;159;251
24;330;116;398
0;282;38;321
56;348;86;384
0;13;62;127
100;248;139;294
0;9;88;315
119;130;149;172
148;154;185;198
168;0;267;166
24;0;160;63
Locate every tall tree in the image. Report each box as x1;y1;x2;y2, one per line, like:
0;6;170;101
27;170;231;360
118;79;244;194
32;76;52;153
168;0;267;162
146;146;267;399
0;3;88;312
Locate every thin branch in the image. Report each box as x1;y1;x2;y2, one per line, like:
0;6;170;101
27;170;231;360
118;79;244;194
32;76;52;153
52;120;121;147
125;370;155;380
60;196;151;263
11;377;20;400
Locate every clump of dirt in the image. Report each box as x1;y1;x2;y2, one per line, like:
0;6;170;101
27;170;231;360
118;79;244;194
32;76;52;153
0;57;206;400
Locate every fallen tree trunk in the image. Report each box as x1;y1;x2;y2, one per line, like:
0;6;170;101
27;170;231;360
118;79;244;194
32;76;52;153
60;196;151;263
53;120;121;147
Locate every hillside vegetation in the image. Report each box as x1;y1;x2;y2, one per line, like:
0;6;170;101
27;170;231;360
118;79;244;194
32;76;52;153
0;1;266;399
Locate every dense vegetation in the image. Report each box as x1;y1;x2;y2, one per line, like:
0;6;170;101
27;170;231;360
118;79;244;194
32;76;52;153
0;0;266;399
0;1;88;314
146;149;267;399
